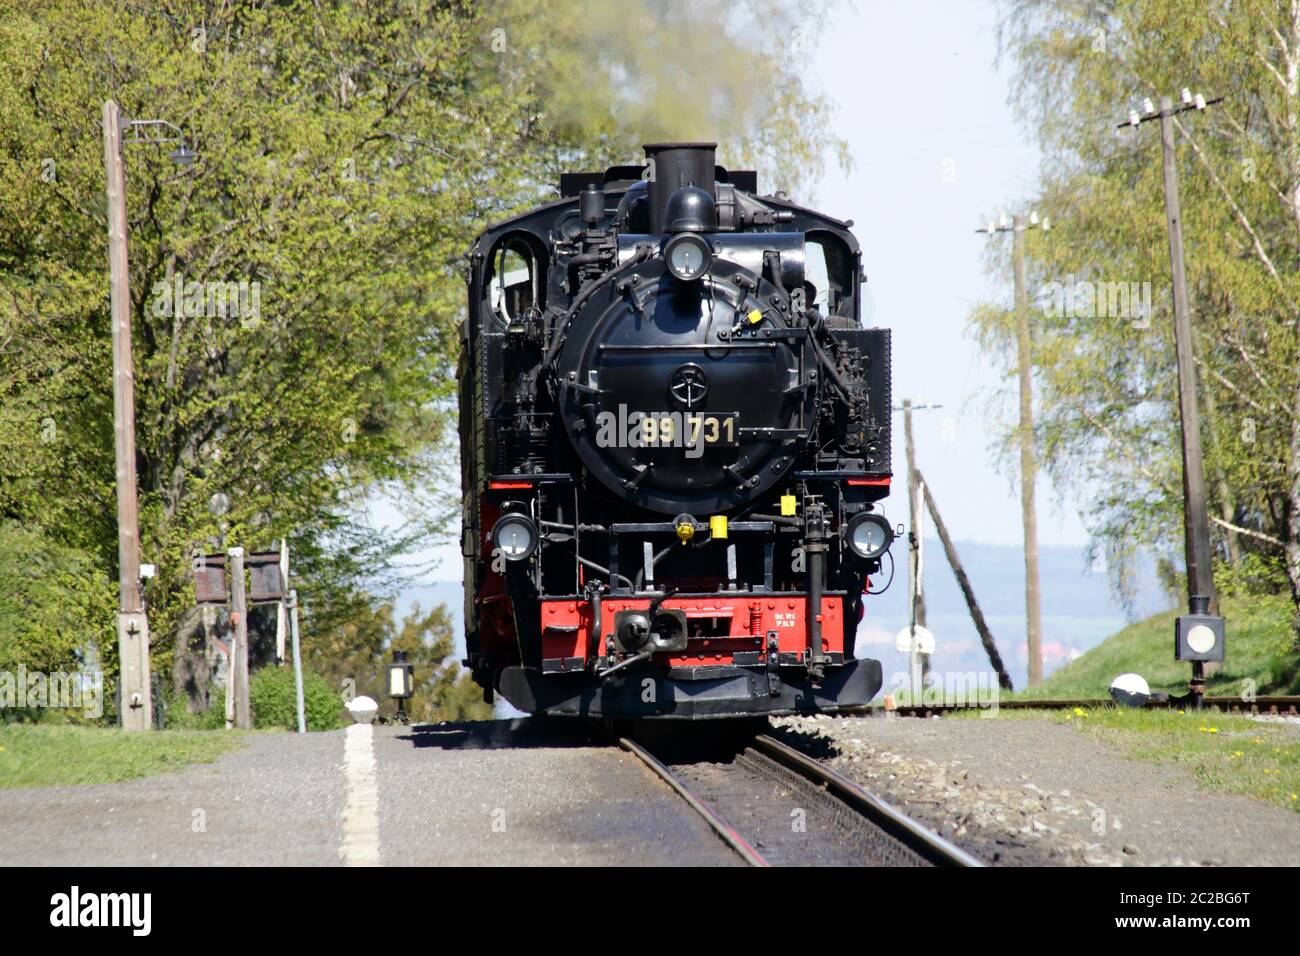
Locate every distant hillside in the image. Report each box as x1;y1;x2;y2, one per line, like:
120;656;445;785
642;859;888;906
1018;593;1299;699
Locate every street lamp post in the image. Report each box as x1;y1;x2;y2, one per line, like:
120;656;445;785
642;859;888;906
387;651;415;724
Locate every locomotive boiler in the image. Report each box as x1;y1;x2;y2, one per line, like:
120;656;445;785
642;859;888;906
458;142;893;719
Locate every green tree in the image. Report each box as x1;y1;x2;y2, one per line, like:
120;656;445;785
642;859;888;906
308;601;490;723
973;0;1300;627
0;0;848;709
0;522;115;674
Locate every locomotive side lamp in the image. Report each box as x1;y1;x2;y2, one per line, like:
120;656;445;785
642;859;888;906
845;512;893;561
387;650;415;724
490;513;538;561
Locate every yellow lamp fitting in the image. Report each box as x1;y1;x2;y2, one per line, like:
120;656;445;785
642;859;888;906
709;515;728;539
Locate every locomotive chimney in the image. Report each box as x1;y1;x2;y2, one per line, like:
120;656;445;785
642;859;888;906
644;142;716;233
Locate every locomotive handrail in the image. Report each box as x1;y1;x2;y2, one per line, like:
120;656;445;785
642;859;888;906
595;341;778;351
610;520;774;533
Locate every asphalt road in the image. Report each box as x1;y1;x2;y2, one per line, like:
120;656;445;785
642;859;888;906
0;719;737;866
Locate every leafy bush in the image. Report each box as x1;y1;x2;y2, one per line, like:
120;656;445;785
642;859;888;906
159;687;230;731
249;665;342;731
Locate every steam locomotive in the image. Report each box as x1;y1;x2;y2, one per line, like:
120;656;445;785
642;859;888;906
458;143;893;719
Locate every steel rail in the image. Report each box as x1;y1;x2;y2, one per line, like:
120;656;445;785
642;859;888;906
618;736;770;867
751;734;984;867
621;733;984;867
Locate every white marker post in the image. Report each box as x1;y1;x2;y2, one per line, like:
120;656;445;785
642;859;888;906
276;538;289;663
289;588;306;734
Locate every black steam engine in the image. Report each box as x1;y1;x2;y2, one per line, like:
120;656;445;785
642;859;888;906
459;143;893;719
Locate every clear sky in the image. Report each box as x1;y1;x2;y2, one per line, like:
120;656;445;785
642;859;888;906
802;0;1090;550
372;0;1095;584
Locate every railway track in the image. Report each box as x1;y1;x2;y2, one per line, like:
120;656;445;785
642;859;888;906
619;732;983;867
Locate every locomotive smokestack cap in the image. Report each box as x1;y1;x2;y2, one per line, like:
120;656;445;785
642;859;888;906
644;142;717;233
663;185;716;233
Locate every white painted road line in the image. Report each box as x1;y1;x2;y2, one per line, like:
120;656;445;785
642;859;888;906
340;723;381;866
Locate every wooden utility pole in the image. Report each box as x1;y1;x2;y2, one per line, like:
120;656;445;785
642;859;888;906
1157;97;1217;610
1011;216;1044;687
1120;91;1228;706
104;99;151;730
229;547;251;729
979;211;1050;686
1118;93;1222;614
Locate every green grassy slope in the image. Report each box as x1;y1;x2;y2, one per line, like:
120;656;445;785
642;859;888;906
1016;594;1299;700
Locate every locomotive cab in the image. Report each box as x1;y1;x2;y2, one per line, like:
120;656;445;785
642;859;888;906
459;143;893;719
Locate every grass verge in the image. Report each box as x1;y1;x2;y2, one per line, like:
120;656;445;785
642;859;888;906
0;724;243;789
967;706;1300;813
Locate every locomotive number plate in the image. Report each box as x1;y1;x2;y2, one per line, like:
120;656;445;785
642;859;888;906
633;411;740;448
684;412;739;447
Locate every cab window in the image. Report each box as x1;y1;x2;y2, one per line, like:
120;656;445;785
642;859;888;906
488;237;542;324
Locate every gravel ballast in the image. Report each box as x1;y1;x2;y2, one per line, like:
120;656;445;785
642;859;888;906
771;713;1300;866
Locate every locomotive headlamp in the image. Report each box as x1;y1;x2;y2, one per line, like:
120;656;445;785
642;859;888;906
664;233;711;282
490;514;537;561
845;512;893;560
